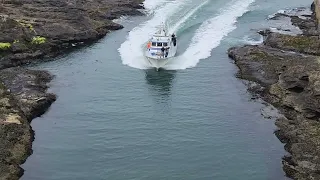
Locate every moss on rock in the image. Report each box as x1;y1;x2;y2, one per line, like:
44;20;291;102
15;20;35;33
31;36;46;45
0;42;11;50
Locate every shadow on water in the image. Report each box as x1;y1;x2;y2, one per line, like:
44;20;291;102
144;69;176;102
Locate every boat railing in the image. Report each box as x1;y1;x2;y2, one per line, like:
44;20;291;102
154;48;170;59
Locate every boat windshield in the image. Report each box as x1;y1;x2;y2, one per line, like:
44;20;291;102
150;42;169;47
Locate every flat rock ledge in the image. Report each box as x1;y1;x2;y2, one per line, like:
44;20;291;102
228;3;320;180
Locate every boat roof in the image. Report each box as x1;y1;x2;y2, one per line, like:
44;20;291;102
149;22;174;42
154;23;170;36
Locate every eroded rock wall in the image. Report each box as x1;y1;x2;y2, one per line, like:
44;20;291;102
228;3;320;180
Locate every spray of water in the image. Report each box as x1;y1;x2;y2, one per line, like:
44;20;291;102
166;0;256;70
119;0;255;70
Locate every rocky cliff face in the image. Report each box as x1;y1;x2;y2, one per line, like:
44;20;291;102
0;0;145;179
228;4;320;180
0;0;144;68
0;68;56;180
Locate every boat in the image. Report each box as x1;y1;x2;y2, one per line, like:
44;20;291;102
145;23;177;71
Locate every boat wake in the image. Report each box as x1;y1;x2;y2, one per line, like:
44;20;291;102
118;0;186;69
119;0;255;70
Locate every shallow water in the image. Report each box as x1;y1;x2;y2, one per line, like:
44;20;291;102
22;0;312;179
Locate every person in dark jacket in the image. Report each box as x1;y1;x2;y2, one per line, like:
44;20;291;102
161;46;165;58
165;47;170;57
171;34;176;46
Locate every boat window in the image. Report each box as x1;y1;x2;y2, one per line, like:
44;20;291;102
163;42;168;46
152;42;156;46
157;42;162;46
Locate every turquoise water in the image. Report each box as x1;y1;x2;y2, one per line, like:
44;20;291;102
21;0;312;179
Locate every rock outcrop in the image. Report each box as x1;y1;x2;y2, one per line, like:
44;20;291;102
0;0;145;179
0;0;144;68
228;3;320;180
0;68;56;180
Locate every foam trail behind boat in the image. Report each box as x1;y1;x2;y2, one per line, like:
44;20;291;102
168;0;209;34
118;0;187;69
143;0;170;12
166;0;255;70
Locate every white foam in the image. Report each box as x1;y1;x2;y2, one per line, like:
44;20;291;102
120;0;255;70
143;0;171;14
242;35;263;45
168;0;209;34
268;7;313;20
112;16;131;24
166;0;255;70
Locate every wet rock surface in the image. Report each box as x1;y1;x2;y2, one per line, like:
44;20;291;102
228;3;320;180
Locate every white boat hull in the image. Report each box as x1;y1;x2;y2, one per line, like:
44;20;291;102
144;23;177;70
146;57;170;71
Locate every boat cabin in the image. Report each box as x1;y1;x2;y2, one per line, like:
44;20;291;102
145;23;177;60
147;35;171;51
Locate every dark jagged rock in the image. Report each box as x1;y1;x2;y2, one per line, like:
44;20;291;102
0;68;56;180
228;3;320;180
0;68;57;121
258;29;272;36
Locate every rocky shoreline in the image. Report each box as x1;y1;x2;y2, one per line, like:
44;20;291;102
228;2;320;180
0;0;144;179
0;0;144;68
0;68;56;179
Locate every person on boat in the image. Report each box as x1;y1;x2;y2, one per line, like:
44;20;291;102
165;46;170;58
147;41;151;49
161;46;165;58
171;34;176;46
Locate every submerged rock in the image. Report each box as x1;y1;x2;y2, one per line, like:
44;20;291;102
228;3;320;180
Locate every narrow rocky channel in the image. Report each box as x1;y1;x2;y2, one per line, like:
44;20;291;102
0;0;319;179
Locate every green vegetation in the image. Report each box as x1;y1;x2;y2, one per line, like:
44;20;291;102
282;35;316;49
16;20;35;33
31;36;46;44
250;50;267;60
0;43;11;50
